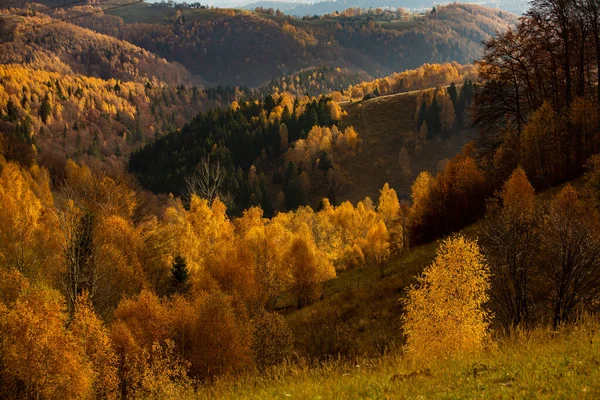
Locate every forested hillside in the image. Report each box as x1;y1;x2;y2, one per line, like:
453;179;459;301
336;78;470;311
0;65;245;172
0;10;196;86
66;3;515;86
258;66;374;98
129;62;477;215
0;6;250;172
128;94;351;215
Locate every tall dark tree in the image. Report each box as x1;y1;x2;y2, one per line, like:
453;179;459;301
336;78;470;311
6;98;18;122
171;255;190;294
39;94;52;124
448;82;458;104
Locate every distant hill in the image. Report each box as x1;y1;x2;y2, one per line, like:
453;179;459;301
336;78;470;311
0;12;197;87
68;3;516;87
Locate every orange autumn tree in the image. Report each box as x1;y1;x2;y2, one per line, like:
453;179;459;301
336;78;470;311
408;171;435;244
377;183;401;227
71;293;120;399
0;285;94;399
402;235;492;361
365;221;390;278
109;290;192;397
377;182;404;253
285;231;336;307
0;161;60;283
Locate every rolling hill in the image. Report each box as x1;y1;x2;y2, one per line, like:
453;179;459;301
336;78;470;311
66;3;516;86
0;10;197;86
0;7;247;171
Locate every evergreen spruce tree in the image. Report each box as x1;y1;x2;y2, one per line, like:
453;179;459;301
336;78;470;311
39;94;51;124
6;99;18;122
171;255;190;294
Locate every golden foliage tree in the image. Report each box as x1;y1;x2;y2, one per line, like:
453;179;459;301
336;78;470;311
71;293;120;399
520;102;565;186
402;235;492;361
178;292;254;379
366;221;391;278
377;183;401;227
0;161;59;282
0;287;93;399
285;232;336;307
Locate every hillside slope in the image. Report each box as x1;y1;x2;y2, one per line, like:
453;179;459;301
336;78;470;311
337;90;474;203
0;10;196;86
280;178;582;359
0;65;238;171
197;318;600;398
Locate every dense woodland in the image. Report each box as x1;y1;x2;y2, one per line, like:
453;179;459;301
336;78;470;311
0;11;195;86
129;75;476;215
128;94;350;215
0;65;246;172
2;0;600;398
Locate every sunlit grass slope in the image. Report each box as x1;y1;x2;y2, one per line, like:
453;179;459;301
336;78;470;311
197;317;600;399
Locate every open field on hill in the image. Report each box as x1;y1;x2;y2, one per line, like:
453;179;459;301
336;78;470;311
196;316;600;399
338;91;474;203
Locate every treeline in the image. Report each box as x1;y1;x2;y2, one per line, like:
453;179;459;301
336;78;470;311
336;62;477;101
0;147;405;397
260;63;477;101
66;4;513;86
0;65;242;171
409;0;600;246
473;0;600;188
259;66;373;98
151;1;207;8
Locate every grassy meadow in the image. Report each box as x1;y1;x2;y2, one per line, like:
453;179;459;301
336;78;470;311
195;316;600;399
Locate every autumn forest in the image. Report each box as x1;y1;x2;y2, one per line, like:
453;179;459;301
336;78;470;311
2;0;600;398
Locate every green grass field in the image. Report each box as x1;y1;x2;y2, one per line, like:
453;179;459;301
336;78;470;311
379;18;422;31
196;316;600;399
